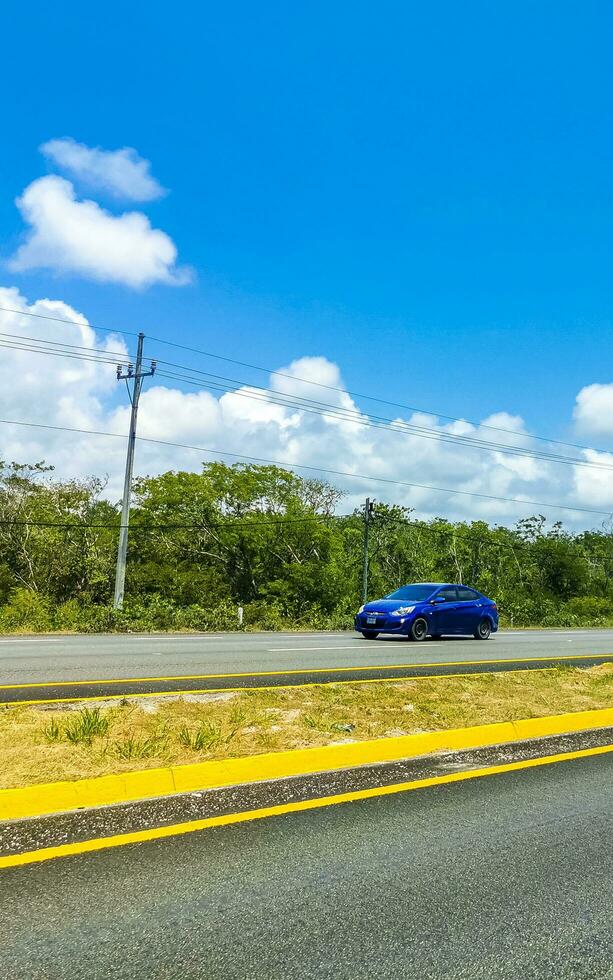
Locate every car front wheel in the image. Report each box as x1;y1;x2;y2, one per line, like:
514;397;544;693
474;618;491;640
361;630;379;639
409;617;428;641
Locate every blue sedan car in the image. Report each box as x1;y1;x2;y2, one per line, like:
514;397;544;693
355;582;499;641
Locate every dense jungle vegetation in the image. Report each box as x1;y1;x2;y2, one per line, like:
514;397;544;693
2;459;612;632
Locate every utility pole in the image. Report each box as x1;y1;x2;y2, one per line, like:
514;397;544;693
113;333;156;609
362;497;375;605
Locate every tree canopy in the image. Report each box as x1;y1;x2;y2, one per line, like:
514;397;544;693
1;459;613;630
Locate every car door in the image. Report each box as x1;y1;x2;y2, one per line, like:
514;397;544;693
431;586;460;633
455;587;482;633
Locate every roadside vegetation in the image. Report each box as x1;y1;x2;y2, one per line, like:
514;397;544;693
3;459;613;633
2;664;613;790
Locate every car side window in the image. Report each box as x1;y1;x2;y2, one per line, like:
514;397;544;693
437;586;458;601
457;587;479;601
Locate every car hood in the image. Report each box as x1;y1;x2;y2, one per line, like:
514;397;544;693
362;599;423;613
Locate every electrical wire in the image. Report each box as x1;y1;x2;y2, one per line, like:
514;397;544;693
0;329;132;360
3;509;613;569
0;306;138;337
0;415;611;517
145;334;609;455
0;304;606;456
154;367;613;475
0;513;343;532
372;511;613;566
0;339;133;370
2;326;610;475
2;309;613;515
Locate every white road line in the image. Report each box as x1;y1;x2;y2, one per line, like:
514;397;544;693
105;633;341;642
489;632;584;638
124;636;212;641
0;638;61;644
270;645;370;652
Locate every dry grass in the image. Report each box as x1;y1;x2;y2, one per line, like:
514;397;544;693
2;664;613;790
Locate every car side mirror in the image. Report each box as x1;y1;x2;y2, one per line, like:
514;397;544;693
430;597;445;604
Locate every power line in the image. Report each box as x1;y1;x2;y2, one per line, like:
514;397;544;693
0;513;343;532
1;415;611;518
4;324;611;475
6;329;608;472
0;339;132;369
146;334;606;456
373;511;613;566
4;509;613;568
0;329;132;360
0;304;605;458
154;367;613;475
4;330;613;475
0;306;138;338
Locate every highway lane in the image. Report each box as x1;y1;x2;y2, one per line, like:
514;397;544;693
1;628;613;687
2;749;612;979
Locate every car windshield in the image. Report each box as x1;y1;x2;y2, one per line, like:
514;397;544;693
384;585;437;601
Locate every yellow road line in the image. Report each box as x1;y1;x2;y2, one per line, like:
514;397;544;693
1;651;611;692
2;741;612;870
0;667;560;707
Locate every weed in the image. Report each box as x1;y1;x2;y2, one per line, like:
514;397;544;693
177;722;222;751
302;713;337;732
224;726;240;744
229;705;248;726
43;718;61;742
64;707;109;745
113;733;167;759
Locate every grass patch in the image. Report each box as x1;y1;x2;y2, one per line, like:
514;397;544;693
64;707;109;745
113;734;169;760
1;664;613;790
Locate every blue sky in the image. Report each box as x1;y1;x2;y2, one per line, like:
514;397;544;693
1;1;613;524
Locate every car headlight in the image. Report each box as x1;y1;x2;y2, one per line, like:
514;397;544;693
358;604;365;614
391;605;415;617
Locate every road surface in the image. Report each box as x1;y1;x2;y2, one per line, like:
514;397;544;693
1;629;613;704
2;747;612;979
2;628;613;682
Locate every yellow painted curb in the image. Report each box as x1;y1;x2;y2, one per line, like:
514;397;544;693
2;706;613;823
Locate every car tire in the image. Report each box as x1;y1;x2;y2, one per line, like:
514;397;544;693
474;618;492;640
409;617;428;641
361;630;379;640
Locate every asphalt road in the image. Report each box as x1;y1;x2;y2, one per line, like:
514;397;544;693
1;628;613;686
2;750;612;979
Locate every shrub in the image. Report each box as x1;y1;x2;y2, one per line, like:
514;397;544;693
0;588;53;633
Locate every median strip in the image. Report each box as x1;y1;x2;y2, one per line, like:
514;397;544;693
0;664;612;814
2;702;613;825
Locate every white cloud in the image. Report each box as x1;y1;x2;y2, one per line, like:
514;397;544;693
573;383;613;437
0;287;128;477
572;448;613;508
9;176;190;289
1;288;612;527
41;138;164;201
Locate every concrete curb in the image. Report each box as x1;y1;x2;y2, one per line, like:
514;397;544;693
2;706;613;823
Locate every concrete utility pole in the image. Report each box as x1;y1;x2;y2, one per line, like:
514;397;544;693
362;497;375;605
113;333;156;609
